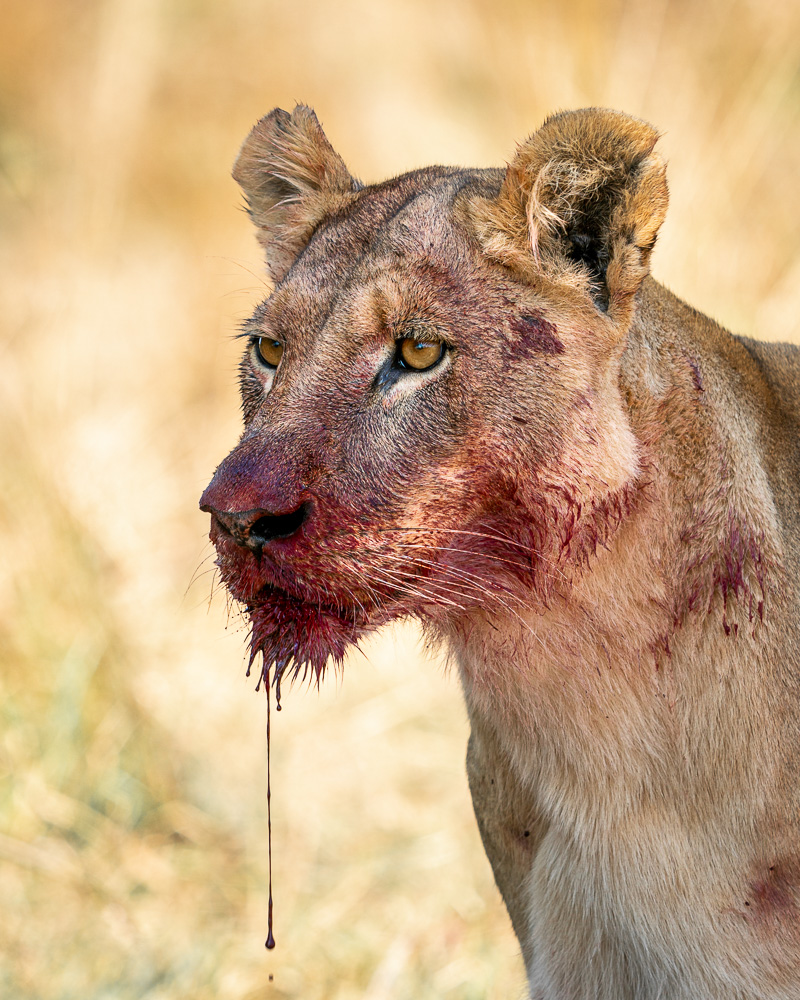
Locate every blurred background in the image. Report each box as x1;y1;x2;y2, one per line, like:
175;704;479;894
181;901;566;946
1;1;799;997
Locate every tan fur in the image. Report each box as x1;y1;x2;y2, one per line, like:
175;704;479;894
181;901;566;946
232;105;359;283
203;107;800;998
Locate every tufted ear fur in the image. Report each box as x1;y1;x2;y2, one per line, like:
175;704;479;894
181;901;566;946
469;108;668;323
233;105;360;284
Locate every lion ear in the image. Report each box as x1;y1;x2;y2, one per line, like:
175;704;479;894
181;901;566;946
233;105;359;283
470;109;668;322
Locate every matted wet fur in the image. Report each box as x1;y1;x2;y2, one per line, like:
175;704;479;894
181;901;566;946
201;106;800;998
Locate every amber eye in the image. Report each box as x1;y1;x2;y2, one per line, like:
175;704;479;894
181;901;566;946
398;338;444;371
256;337;284;369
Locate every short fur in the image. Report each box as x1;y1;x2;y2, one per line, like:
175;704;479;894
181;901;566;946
201;106;800;998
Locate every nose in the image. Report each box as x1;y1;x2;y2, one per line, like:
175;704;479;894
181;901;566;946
201;502;310;552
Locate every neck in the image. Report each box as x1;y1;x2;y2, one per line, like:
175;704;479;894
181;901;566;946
450;279;782;814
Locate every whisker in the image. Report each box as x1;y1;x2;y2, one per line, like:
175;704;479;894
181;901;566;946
392;542;530;577
207;255;271;289
185;547;217;589
376;559;505;614
365;565;469;614
184;565;218;595
384;552;527;611
379;554;550;655
381;524;537;554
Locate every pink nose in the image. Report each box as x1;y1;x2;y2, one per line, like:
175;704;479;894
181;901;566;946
200;501;309;552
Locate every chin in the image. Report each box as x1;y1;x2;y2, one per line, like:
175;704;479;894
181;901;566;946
245;585;369;690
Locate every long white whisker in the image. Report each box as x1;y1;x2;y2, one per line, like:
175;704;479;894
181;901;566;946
366;565;469;613
377;558;510;614
384;552;527;611
379;554;550;655
393;541;530;576
384;524;537;554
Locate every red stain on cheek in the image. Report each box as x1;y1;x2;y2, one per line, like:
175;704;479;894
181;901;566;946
508;313;565;357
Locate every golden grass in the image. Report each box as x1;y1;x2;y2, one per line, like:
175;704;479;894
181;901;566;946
1;0;799;996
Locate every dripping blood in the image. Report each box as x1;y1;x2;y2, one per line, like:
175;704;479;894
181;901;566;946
265;668;276;950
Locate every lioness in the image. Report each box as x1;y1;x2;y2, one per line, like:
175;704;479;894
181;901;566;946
201;106;800;998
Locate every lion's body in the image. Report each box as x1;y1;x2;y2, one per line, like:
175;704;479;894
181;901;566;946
202;107;800;997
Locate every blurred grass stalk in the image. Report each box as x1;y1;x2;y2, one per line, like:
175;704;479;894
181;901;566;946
0;0;798;997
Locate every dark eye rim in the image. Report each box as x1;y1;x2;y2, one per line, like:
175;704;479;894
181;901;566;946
251;335;284;370
394;336;447;372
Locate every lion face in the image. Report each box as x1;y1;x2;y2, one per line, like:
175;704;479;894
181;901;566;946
201;107;667;686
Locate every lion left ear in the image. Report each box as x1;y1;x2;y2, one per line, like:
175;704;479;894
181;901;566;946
469;108;669;323
233;105;360;284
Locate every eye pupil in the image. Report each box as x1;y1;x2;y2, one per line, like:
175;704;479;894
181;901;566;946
398;338;444;371
256;338;284;368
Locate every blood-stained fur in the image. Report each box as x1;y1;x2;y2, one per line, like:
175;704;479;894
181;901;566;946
201;106;800;998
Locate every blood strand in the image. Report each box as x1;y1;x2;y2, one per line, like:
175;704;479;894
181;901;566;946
265;661;276;950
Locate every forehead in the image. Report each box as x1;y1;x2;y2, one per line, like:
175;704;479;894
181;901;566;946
259;167;503;336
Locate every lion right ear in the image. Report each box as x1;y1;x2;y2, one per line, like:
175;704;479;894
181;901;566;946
233;106;359;284
468;109;668;327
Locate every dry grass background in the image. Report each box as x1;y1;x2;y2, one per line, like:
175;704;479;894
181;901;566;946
1;1;799;997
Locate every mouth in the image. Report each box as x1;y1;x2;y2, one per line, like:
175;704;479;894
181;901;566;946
209;524;387;691
245;582;372;692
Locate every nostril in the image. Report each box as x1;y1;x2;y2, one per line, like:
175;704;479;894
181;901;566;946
203;502;309;551
247;502;310;547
